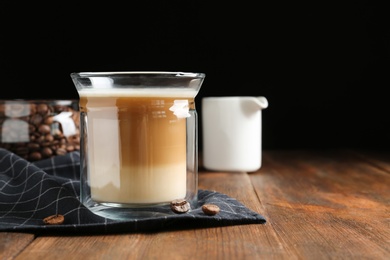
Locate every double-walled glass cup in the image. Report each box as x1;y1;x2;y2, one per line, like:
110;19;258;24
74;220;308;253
70;71;205;220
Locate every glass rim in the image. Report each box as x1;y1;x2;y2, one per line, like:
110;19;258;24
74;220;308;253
70;71;205;79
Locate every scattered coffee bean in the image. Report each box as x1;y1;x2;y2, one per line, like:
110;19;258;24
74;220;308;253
43;214;65;225
170;199;191;213
202;204;220;216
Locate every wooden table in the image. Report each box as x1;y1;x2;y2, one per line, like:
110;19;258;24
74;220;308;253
1;149;389;259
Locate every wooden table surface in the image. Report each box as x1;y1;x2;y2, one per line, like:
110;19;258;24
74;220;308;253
1;149;389;259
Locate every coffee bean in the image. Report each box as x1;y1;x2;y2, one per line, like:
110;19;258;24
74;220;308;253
45;134;54;142
202;204;220;216
29;151;42;161
27;142;40;150
170;199;191;213
38;124;51;134
30;113;44;126
66;144;75;152
41;147;53;157
37;103;50;115
43;214;65;225
44;116;54;125
56;148;67;156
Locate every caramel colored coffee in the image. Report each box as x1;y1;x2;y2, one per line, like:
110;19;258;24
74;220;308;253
79;89;196;205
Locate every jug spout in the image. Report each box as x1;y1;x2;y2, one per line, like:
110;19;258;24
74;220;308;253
241;96;268;115
255;96;269;110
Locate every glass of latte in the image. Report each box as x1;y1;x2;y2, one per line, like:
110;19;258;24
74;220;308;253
70;71;205;220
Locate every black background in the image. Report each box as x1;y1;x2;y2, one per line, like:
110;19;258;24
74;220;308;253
1;1;389;151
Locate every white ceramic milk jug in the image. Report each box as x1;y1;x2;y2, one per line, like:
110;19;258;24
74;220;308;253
201;96;268;172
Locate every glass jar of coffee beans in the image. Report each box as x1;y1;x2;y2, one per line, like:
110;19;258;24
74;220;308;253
0;99;80;161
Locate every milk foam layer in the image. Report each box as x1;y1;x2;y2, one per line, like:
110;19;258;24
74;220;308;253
78;88;198;98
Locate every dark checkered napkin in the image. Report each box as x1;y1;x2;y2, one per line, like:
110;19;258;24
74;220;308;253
0;148;266;234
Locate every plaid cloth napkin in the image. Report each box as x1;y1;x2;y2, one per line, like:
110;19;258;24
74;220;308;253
0;148;266;234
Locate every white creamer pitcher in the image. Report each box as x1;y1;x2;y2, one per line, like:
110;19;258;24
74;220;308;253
202;96;268;172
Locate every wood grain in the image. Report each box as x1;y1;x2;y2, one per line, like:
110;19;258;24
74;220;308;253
251;150;390;259
0;232;34;259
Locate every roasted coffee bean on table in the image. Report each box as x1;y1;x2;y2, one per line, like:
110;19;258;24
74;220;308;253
0;101;80;161
43;214;65;225
202;204;220;216
170;199;191;213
